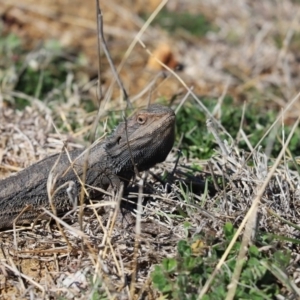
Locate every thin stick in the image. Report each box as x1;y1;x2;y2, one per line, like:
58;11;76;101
46;151;72;250
13;205;32;249
101;0;168;109
130;175;144;297
102;184;124;258
124;111;140;177
95;0;103;102
207;119;229;157
78;148;90;232
41;208;87;238
225;205;258;300
97;6;131;108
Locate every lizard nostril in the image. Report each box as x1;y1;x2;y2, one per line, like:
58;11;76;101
137;116;146;124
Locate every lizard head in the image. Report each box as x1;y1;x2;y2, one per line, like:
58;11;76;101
106;104;176;172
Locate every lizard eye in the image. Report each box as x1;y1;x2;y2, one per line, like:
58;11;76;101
137;115;146;124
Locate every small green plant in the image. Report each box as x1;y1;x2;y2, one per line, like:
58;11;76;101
175;101;215;159
151;223;285;299
0;33;22;54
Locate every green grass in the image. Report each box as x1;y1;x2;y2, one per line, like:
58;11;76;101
175;96;300;160
141;9;215;37
0;34;84;110
151;223;288;300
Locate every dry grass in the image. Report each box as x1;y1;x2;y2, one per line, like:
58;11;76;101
1;0;300;299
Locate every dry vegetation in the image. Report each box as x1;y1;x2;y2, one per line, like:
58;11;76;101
1;0;300;299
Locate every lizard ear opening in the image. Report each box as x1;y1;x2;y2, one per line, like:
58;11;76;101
117;136;122;144
137;115;146;124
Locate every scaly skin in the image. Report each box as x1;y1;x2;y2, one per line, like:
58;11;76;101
0;104;175;229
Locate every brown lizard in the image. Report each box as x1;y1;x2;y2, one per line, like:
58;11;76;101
0;104;175;229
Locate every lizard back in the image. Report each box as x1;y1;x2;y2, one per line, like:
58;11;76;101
0;104;175;228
